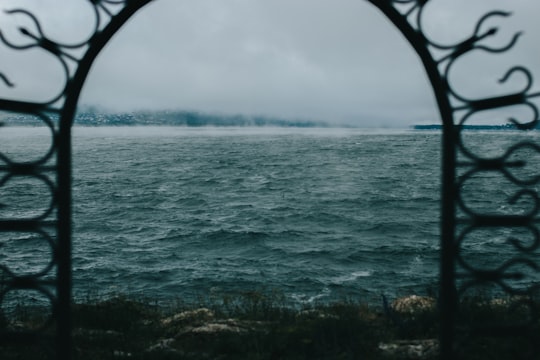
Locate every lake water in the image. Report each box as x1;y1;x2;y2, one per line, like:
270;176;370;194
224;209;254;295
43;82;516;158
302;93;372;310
1;126;539;306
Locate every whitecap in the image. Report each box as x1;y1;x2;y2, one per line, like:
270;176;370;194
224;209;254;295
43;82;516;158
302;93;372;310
330;270;373;284
290;287;331;305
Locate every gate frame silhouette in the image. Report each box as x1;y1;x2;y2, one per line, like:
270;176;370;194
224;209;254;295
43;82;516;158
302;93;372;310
0;1;538;359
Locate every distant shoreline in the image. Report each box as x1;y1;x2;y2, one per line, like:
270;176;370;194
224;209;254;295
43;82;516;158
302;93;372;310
413;124;523;130
1;110;333;128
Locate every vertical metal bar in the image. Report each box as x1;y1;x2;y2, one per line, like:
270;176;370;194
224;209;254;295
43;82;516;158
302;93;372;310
51;3;155;358
53;6;158;354
56;120;72;360
439;123;456;360
367;3;458;358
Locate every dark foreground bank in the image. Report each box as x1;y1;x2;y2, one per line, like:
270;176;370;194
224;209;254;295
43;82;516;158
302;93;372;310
1;292;538;359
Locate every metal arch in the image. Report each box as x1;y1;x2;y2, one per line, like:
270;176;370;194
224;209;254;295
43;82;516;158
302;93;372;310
0;1;537;359
0;2;152;359
368;2;540;359
365;3;458;357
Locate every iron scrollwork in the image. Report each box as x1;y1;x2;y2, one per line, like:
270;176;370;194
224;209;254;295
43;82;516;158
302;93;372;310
0;1;152;359
0;0;537;359
369;1;540;358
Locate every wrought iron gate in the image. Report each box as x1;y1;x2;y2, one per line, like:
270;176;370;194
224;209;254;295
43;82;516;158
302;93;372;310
0;1;538;359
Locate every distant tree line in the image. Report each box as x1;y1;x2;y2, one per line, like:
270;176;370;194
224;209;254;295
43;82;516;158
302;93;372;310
74;110;329;127
0;109;329;128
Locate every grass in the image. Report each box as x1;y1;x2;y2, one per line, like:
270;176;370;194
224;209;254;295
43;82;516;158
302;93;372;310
0;291;539;359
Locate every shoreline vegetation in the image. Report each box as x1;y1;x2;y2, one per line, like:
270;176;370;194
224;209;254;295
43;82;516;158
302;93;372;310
1;291;539;359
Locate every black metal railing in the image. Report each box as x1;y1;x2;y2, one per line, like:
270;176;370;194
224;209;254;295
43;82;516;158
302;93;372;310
0;1;537;358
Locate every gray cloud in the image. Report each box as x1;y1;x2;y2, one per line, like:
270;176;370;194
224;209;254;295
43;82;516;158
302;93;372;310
0;0;539;126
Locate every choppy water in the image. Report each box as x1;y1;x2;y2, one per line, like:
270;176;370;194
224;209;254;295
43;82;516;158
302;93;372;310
2;126;540;306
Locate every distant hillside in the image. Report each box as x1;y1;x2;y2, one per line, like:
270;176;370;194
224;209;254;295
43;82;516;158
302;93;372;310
0;110;330;128
74;110;329;127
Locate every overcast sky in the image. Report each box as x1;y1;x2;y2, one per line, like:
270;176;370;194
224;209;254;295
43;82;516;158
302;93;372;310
0;0;539;126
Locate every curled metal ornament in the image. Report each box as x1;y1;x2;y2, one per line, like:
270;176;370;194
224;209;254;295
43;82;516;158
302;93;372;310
388;0;540;292
0;0;139;108
0;228;57;279
0;112;56;166
457;258;539;296
0;1;152;357
0;285;56;334
0;172;57;221
368;1;540;358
